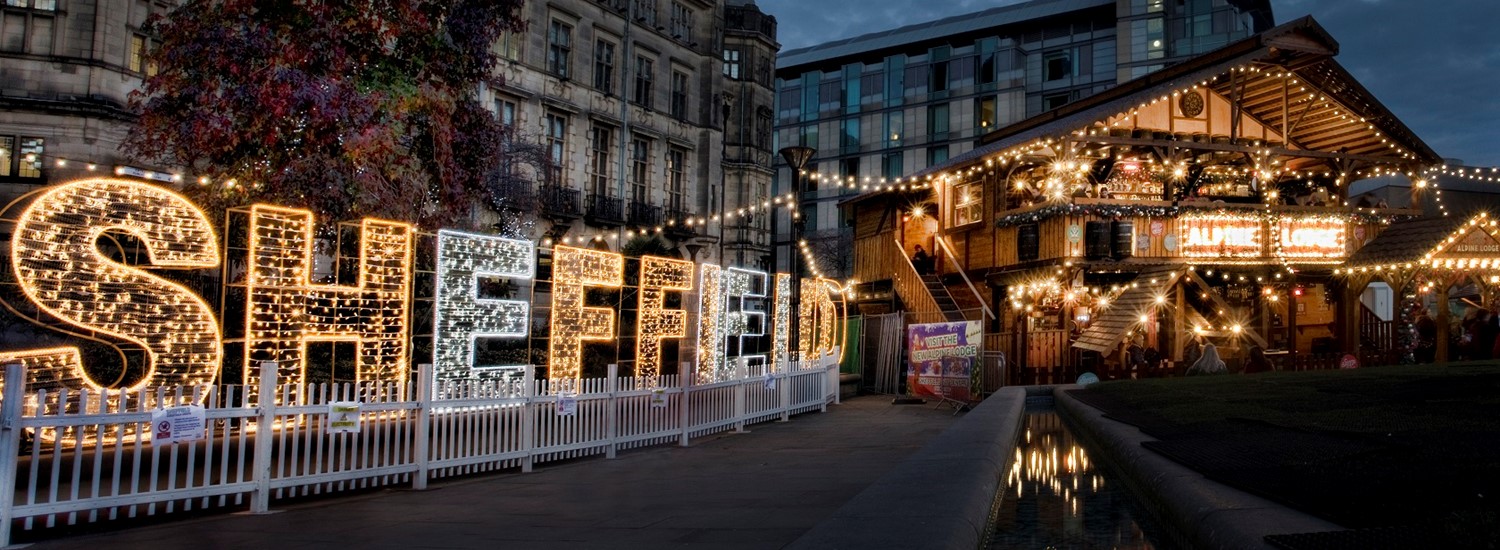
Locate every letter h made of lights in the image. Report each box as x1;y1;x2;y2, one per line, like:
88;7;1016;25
245;205;413;398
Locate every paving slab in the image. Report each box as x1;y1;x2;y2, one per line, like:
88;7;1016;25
26;396;961;550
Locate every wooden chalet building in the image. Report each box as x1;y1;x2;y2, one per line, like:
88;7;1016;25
844;17;1444;382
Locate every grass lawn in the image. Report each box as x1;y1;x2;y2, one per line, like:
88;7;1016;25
1074;363;1500;548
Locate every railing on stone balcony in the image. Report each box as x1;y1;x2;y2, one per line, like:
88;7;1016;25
628;201;662;227
586;194;625;225
538;183;581;218
664;207;697;238
492;180;537;212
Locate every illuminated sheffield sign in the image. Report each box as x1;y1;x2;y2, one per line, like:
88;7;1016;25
2;178;844;401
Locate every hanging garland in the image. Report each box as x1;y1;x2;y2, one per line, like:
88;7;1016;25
992;202;1406;228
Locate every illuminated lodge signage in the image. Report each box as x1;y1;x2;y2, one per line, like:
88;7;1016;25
1278;219;1347;259
1180;216;1349;260
1;179;844;401
1180;216;1262;258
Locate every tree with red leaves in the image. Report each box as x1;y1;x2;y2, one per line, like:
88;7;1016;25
127;0;527;229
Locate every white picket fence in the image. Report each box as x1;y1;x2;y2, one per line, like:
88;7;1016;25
0;359;841;544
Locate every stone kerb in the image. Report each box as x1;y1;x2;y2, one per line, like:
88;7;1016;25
787;386;1026;550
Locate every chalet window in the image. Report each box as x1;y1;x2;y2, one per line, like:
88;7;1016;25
953;181;981;226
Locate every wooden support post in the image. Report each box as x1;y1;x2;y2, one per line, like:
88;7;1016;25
1172;284;1186;362
1436;284;1451;363
1287;278;1299;355
1338;282;1362;355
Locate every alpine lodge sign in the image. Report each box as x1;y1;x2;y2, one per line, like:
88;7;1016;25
2;178;844;401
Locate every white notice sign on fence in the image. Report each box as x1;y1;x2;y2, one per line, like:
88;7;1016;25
556;393;578;417
328;402;362;434
650;389;668;408
152;405;206;444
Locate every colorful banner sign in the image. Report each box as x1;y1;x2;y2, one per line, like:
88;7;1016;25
907;321;981;402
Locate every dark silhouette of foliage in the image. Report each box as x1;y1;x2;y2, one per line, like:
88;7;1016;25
127;0;526;229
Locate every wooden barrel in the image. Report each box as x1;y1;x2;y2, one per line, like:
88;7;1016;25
1085;221;1111;260
1018;224;1039;261
1112;220;1134;259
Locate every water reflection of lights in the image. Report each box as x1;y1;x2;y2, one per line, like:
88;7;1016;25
989;411;1158;549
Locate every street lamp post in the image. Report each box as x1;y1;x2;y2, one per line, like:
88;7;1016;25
778;146;815;358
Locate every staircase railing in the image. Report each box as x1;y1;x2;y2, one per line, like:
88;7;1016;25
884;237;947;325
935;235;993;322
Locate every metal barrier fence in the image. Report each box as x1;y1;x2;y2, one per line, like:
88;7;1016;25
0;359;841;544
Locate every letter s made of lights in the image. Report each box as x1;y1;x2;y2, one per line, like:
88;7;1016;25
8;179;222;397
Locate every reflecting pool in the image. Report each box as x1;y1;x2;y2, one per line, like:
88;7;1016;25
986;402;1169;549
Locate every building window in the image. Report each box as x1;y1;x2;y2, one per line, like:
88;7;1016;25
840;118;859;152
497;30;523;62
755;109;772;150
496;99;517;126
547;21;572;78
666;147;686;210
544;112;568;184
630;137;650;203
589;125;613;196
670;71;688;119
0;136;45;178
2;4;54;54
634;0;657;27
926;145;948;167
840;157;859;181
633;56;654;109
594;40;615;94
977;96;996;130
723;49;740;79
669;2;693;40
927;103;949;138
1043;92;1070;111
1044;51;1070;81
949;56;975;90
128;34;157;76
882;152;902;181
952;181;981;226
799;124;817;149
884;111;902;146
859;72;884;107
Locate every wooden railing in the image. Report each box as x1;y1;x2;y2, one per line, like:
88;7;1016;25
935;235;992;321
877;236;947;325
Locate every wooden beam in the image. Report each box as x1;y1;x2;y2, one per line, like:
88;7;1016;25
1077;135;1408;165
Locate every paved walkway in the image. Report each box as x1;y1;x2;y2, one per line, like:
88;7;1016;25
30;396;963;550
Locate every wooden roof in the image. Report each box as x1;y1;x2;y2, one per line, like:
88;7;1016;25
892;16;1441;187
1345;216;1467;268
1073;266;1181;354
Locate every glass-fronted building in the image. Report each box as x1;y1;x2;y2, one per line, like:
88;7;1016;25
773;0;1273;278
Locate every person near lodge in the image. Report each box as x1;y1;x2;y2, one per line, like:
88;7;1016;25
844;17;1444;384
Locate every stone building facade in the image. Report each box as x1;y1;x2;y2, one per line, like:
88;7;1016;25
0;0;172;206
481;0;778;267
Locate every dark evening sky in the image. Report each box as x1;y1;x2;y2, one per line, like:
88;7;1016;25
759;0;1500;167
